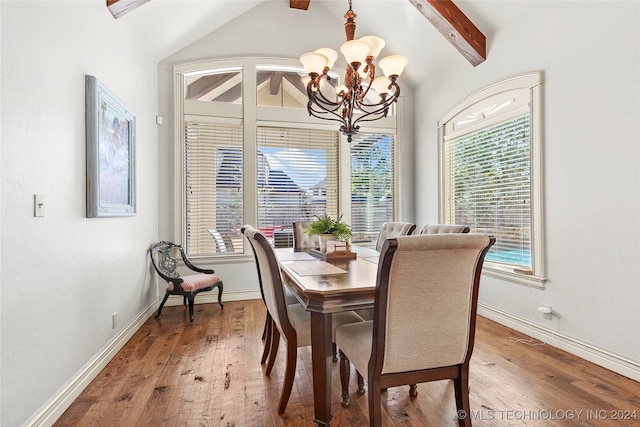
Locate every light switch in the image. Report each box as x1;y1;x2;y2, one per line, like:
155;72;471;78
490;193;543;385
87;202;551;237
34;194;44;217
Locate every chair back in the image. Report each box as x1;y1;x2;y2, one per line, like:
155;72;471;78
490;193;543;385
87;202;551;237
419;224;470;234
372;234;495;376
207;229;229;252
150;241;184;280
375;222;416;251
293;221;316;251
242;226;294;337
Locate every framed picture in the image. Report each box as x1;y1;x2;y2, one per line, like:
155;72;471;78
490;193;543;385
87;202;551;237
85;75;136;217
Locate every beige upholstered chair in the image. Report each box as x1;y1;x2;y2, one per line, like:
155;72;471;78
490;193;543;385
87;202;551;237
355;222;416;321
242;226;300;367
292;220;316;251
241;225;364;414
335;234;495;427
419;224;470;234
375;221;416;251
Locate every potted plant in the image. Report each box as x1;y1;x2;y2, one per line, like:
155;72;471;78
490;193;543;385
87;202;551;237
305;214;352;251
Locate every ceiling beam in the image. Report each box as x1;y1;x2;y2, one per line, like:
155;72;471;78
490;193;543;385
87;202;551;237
187;73;238;100
290;0;311;11
408;0;486;66
106;0;151;19
270;72;283;96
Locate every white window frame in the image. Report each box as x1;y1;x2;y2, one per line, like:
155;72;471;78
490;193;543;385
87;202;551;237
173;57;400;260
438;72;546;288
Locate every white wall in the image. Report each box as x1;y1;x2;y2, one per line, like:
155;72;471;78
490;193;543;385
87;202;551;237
415;1;640;369
157;1;416;295
1;1;159;425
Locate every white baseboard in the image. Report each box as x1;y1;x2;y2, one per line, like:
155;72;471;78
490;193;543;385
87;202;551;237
25;290;261;427
24;300;158;427
162;288;262;306
478;304;640;382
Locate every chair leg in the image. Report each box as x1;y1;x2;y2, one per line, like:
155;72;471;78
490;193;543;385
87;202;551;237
454;365;472;427
368;378;383;427
216;283;224;309
261;314;272;364
357;371;365;395
265;328;280;376
277;339;298;414
187;293;196;322
183;295;187;307
155;293;170;318
333;342;338;362
339;350;351;408
409;384;418;397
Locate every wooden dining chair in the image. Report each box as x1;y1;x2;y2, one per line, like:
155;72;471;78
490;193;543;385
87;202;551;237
355;221;417;321
241;225;300;366
374;221;416;252
335;233;495;427
241;225;365;414
419;224;470;234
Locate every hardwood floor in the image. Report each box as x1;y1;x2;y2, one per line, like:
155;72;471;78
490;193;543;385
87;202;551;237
54;300;640;426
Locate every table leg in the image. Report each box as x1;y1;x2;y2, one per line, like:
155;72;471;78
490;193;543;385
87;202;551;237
310;311;332;426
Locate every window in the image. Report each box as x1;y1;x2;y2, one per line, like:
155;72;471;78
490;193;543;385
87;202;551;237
350;132;395;245
185;68;242;103
439;72;545;287
256;67;315;109
184;121;243;256
256;126;340;241
174;58;400;258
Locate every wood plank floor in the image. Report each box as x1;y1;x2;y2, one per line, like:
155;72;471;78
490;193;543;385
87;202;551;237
54;300;640;426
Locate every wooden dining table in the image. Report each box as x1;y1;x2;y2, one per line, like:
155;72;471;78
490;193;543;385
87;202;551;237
275;246;381;426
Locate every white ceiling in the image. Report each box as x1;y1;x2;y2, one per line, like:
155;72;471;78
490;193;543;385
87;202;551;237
110;0;535;86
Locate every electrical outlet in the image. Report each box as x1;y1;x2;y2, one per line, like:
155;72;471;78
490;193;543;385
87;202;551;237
112;312;118;329
538;306;553;320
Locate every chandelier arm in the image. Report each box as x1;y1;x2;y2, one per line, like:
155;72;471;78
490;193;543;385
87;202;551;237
306;106;351;131
356;59;375;101
353;94;397;110
308;101;344;116
306;75;345;115
311;90;344;111
351;91;400;127
306;94;349;122
353;94;398;112
353;80;400;109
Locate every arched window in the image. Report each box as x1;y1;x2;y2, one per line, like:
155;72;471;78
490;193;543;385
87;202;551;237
174;58;400;257
439;72;545;287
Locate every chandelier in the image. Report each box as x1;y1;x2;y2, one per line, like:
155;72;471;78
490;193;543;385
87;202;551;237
299;0;407;142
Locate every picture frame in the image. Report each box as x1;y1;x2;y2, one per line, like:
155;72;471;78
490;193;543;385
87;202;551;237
85;75;136;217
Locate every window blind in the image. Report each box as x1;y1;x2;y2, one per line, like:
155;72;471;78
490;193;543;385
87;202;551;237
350;133;395;245
256;126;340;243
444;114;531;267
184;121;243;256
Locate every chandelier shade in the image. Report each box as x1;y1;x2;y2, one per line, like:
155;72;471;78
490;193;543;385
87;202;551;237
340;40;370;67
299;0;407;142
314;48;338;69
359;36;385;58
299;52;329;75
379;55;409;77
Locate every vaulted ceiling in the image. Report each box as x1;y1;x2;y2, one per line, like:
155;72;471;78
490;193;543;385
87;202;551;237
102;0;513;88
